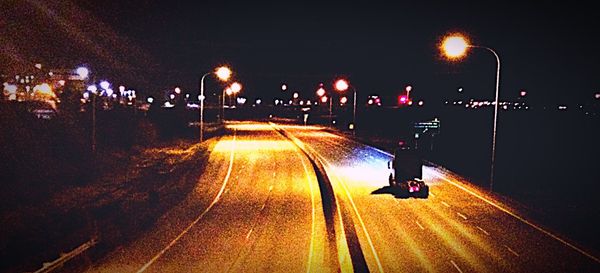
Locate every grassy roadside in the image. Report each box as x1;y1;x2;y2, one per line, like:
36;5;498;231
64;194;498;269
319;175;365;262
0;125;224;273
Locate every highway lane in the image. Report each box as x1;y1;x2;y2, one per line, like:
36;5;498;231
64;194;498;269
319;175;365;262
278;123;599;273
84;122;336;273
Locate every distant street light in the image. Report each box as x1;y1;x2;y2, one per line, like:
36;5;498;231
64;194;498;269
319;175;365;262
222;82;242;121
316;87;326;97
293;92;299;99
200;66;231;142
405;85;413;101
441;33;502;191
281;84;287;91
334;78;357;134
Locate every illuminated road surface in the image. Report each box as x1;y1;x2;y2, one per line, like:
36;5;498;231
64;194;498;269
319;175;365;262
85;122;334;273
85;121;598;273
279;123;599;273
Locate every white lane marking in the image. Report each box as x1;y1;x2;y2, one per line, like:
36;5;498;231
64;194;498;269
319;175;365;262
246;228;254;239
476;226;490;236
321;157;385;273
430;171;600;263
137;133;237;273
504;245;520;257
429;192;435;198
269;185;274;192
260;203;266;211
415;221;425;230
450;260;464;273
441;201;451;208
456;212;468;220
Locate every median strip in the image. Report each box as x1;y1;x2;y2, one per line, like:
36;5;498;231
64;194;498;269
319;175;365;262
270;122;369;273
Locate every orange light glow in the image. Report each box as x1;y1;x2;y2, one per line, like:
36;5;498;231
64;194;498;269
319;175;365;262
441;34;469;59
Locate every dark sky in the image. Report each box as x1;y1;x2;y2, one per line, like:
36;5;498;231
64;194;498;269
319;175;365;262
2;0;599;105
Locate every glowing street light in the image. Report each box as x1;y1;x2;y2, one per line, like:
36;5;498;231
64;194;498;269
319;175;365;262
230;82;242;93
174;87;181;94
200;66;232;141
216;67;232;82
222;82;242;122
334;78;357;134
293;92;299;99
441;35;470;60
405;85;413;100
316;87;326;97
281;84;287;91
441;32;502;191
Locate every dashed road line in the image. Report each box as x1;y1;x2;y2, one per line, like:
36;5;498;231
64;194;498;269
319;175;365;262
504;245;520;257
246;228;254;239
456;212;467;220
476;226;490;236
429;192;435;198
415;221;425;230
441;201;451;208
430;171;600;263
450;260;464;273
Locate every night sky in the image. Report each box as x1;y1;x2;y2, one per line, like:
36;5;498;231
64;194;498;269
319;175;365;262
1;0;598;105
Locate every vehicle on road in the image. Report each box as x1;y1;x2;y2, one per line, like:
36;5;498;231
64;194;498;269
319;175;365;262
388;140;429;198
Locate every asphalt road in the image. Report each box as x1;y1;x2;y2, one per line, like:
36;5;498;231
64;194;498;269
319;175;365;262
83;121;599;273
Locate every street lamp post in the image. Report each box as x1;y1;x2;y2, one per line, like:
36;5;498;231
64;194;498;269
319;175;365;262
334;79;357;135
441;34;501;191
199;66;231;142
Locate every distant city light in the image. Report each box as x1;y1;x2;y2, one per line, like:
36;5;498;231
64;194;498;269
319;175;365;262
76;67;89;80
595;93;600;99
99;81;110;90
458;87;463;93
35;63;42;69
87;85;98;93
340;96;348;104
170;94;175;100
256;99;262;105
405;85;413;92
174;87;181;94
225;87;233;96
237;97;247;105
321;96;328;103
58;80;66;86
198;94;205;101
33;83;53;96
293;92;299;99
520;90;527;97
147;97;154;103
418;100;424;106
281;84;287;91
